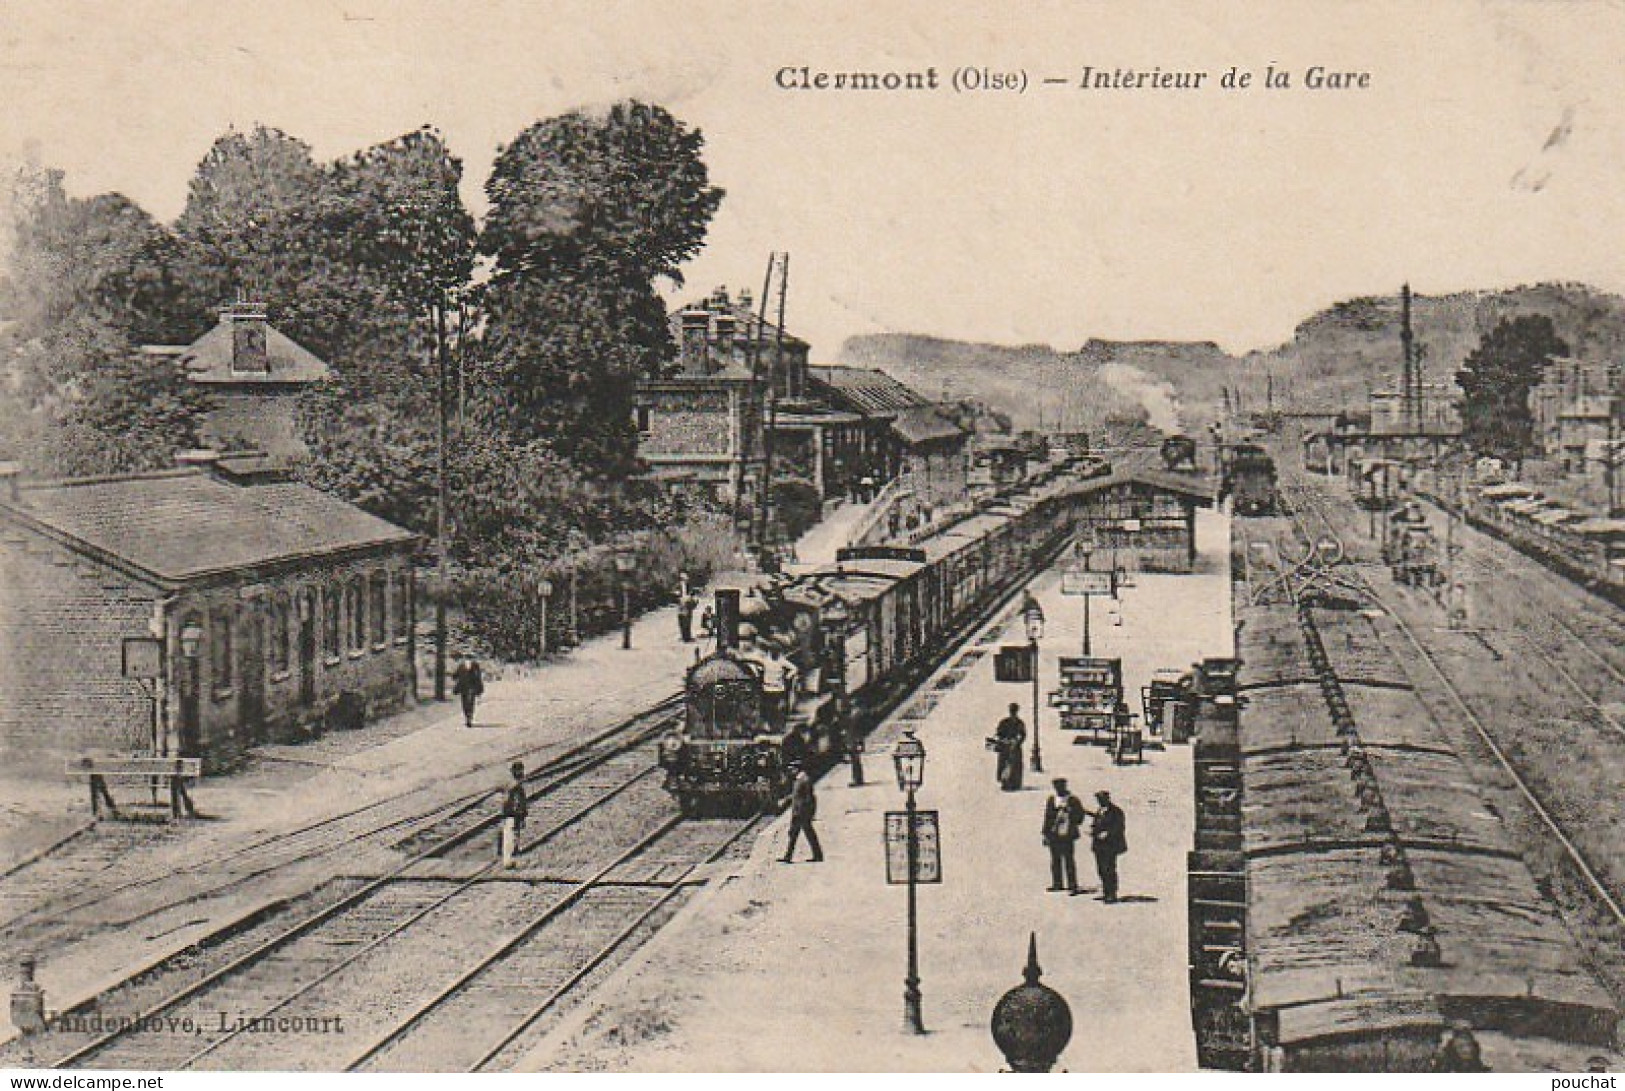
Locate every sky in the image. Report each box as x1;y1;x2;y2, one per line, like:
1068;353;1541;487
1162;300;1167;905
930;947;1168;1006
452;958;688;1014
2;0;1623;359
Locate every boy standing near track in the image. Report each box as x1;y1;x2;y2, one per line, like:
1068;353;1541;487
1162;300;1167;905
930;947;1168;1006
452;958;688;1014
499;762;528;869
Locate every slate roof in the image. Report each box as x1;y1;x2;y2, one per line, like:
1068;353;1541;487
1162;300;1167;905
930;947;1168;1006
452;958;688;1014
175;317;330;385
809;366;932;415
890;404;968;445
1;468;416;587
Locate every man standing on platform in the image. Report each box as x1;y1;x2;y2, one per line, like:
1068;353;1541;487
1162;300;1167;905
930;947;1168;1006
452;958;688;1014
995;702;1027;791
1089;789;1128;902
677;592;697;643
452;655;484;728
1042;778;1086;894
781;764;823;863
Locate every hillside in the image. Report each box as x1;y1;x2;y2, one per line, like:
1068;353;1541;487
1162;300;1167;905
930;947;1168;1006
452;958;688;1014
837;283;1625;431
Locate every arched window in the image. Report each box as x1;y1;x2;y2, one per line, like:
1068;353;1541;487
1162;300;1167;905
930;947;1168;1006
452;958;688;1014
269;596;291;676
322;586;341;660
347;577;365;652
369;570;387;647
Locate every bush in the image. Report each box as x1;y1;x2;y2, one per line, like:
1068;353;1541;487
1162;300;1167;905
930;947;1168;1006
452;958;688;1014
772;478;823;542
449;510;748;661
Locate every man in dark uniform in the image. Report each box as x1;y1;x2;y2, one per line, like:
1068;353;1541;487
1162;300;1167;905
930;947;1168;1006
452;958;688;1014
499;761;528;869
1088;789;1127;902
677;593;697;643
995;703;1027;791
1042;777;1086;894
452;656;484;728
780;722;810;772
781;764;823;862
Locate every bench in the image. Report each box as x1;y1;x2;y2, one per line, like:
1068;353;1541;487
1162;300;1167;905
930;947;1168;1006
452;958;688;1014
65;757;201;820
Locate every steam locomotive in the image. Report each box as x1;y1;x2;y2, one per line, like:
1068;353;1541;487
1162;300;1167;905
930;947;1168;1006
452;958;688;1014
658;474;1079;813
1222;444;1279;516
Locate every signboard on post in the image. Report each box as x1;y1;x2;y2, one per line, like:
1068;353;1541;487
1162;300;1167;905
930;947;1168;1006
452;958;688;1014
121;636;163;680
884;810;942;884
1061;570;1115;596
994;644;1036;683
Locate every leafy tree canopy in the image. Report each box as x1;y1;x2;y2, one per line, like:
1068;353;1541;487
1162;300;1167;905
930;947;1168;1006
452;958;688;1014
1455;314;1570;463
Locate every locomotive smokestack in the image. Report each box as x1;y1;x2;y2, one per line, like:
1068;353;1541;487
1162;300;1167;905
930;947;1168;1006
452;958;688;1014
715;588;741;651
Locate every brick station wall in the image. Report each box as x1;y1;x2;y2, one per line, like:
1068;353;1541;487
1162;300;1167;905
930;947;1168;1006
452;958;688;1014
0;533;160;773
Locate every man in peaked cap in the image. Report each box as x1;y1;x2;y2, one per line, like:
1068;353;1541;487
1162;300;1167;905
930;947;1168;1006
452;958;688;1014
1041;777;1086;894
1088;789;1128;902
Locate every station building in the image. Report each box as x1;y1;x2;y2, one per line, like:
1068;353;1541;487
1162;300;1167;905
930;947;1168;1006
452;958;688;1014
1069;469;1215;572
0;454;418;773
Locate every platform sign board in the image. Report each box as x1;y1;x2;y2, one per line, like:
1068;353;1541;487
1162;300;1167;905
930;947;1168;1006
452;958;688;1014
1061;570;1115;596
994;644;1036;683
121;636;163;680
884;810;942;884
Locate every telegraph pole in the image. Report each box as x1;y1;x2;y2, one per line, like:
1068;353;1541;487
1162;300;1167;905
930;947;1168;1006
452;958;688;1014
434;292;449;701
758;253;789;566
748;255;775;554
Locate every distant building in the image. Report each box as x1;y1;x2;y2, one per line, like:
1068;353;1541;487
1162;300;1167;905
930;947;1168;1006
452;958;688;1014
808;365;972;509
148;302;331;460
0;454;417;773
634;293;767;507
1367;381;1460;437
1530;357;1623;472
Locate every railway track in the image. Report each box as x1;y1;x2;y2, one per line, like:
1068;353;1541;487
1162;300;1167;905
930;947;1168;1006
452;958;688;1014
27;700;683;1070
0;696;683;950
1278;480;1625;935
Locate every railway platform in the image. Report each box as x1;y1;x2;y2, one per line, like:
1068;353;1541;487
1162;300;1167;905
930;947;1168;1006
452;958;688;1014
525;508;1233;1072
0;589;726;1047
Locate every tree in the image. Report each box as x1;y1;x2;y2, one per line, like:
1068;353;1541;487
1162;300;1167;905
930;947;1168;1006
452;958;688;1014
0;166;208;474
479;101;723;476
1456;315;1570;464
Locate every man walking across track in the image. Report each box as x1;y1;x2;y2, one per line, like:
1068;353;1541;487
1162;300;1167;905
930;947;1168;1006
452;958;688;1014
1042;777;1086;894
452;655;484;728
1088;789;1128;902
499;761;528;870
995;703;1027;791
781;764;823;863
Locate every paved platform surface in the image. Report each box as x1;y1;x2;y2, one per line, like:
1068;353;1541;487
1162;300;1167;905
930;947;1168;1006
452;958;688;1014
525;509;1233;1072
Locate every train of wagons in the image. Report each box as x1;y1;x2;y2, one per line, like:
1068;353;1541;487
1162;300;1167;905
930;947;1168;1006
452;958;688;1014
1188;595;1622;1072
1434;480;1625;602
657;460;1104;814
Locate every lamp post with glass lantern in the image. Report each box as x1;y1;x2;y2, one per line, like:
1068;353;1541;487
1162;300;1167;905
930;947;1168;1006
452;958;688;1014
535;577;553;659
178;619;204;759
1022;597;1046;774
893;729;927;1035
613;548;637;650
1078;542;1096;655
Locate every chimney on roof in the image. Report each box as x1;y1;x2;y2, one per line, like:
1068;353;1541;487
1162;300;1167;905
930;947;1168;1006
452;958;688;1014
712;312;737;367
223;301;269;374
0;462;20;502
679;308;712;377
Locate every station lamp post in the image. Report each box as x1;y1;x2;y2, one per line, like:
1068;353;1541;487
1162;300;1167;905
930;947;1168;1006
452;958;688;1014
1023;596;1046;774
178;619;204;759
613;548;637;650
1078;542;1096;656
893;729;927;1035
535;577;554;660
